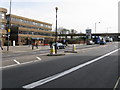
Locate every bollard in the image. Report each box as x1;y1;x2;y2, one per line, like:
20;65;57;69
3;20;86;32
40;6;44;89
72;44;76;52
50;45;55;55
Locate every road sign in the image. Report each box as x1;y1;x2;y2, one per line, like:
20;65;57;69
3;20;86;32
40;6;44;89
86;29;91;36
86;29;92;39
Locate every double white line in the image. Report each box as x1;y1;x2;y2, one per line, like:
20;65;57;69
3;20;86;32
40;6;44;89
23;48;120;89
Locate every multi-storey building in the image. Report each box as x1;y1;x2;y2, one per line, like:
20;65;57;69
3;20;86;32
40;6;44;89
6;14;55;45
0;8;7;46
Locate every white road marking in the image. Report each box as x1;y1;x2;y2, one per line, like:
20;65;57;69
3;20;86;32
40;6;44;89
13;59;20;64
36;57;42;60
114;77;120;90
0;64;18;69
23;48;120;89
0;60;41;69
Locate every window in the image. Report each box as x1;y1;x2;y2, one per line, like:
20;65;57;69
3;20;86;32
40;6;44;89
0;12;5;19
0;24;5;30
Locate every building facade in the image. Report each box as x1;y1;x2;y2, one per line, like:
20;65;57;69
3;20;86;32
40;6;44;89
0;8;7;46
5;14;55;45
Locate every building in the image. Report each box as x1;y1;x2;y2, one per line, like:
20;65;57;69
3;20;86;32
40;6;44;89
6;14;55;45
0;8;7;46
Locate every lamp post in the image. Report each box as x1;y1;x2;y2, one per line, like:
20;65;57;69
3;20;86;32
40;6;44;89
95;22;100;34
55;7;58;54
106;27;111;33
7;0;12;51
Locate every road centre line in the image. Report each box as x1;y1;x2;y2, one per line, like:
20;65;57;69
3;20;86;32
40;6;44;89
13;59;20;64
23;48;120;89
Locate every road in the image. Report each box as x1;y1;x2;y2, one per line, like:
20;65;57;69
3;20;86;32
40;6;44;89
2;42;119;89
1;44;99;67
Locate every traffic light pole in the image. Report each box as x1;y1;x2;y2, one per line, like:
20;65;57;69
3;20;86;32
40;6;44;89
7;0;11;51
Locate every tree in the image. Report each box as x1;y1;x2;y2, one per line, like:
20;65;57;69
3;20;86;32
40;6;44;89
57;27;70;34
70;29;77;34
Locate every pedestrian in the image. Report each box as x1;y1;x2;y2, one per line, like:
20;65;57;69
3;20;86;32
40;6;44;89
36;42;38;49
0;40;3;50
28;40;32;47
49;41;53;48
32;43;34;50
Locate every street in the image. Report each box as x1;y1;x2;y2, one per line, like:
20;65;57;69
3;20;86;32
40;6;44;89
2;42;119;89
1;44;99;67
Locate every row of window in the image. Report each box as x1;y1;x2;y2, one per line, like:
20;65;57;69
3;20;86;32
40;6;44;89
0;23;5;30
6;16;52;28
18;30;55;36
0;12;5;20
19;25;50;31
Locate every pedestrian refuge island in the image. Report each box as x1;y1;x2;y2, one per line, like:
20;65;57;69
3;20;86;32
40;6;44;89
47;45;65;56
64;44;78;53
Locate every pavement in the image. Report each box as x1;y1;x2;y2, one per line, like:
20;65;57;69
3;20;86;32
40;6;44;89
1;45;50;54
0;44;85;54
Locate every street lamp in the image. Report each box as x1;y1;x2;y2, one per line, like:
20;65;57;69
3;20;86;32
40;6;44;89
95;22;100;34
7;0;12;51
55;7;58;54
106;27;111;33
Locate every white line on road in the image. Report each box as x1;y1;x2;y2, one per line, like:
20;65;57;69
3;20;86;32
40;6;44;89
23;48;120;89
13;59;20;64
36;57;42;60
0;60;41;69
114;77;120;90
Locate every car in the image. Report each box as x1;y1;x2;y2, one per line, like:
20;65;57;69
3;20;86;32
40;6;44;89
93;37;100;44
100;40;106;45
105;37;113;42
51;42;66;49
86;40;95;45
109;38;113;42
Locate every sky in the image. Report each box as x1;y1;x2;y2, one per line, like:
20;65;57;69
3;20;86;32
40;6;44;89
1;0;119;33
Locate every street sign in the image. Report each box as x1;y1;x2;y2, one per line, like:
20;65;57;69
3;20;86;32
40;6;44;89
86;29;91;36
86;29;92;39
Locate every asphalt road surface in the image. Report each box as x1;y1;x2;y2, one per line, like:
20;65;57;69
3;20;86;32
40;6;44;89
2;42;119;89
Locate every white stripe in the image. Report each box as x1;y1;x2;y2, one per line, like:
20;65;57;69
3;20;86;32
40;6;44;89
114;77;120;90
23;48;120;89
0;60;41;69
36;57;42;60
13;60;20;64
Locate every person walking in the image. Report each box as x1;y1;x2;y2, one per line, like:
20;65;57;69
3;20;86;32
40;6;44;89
0;40;3;50
36;42;38;49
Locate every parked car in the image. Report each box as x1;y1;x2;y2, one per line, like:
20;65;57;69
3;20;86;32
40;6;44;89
109;38;113;42
93;37;100;44
100;40;106;45
51;42;66;49
106;37;113;42
86;40;95;45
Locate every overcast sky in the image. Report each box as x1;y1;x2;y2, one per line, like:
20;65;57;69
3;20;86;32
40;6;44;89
1;0;119;33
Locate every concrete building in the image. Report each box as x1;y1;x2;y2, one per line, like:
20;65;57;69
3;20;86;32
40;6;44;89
6;14;55;45
0;7;55;46
0;8;7;46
